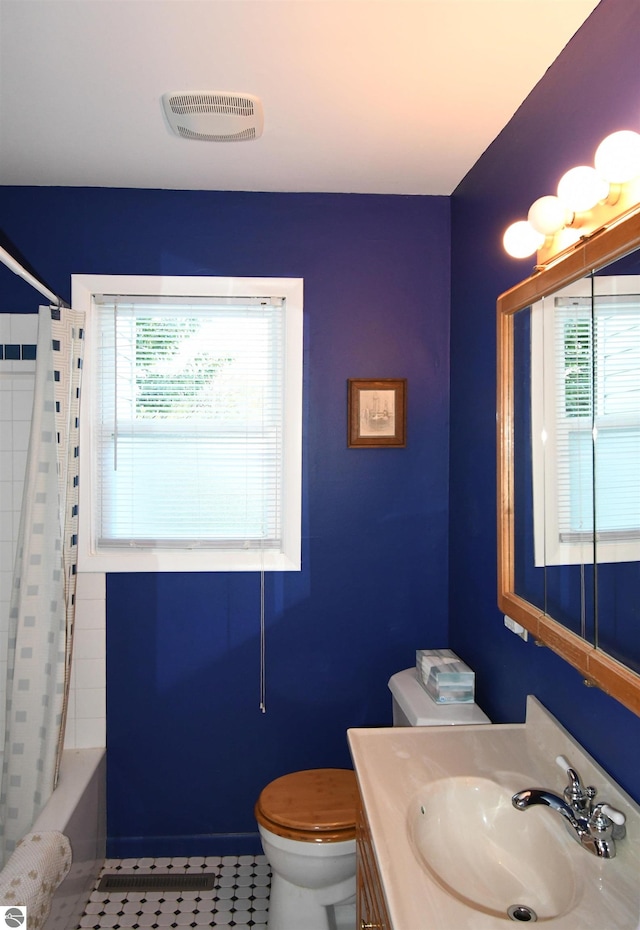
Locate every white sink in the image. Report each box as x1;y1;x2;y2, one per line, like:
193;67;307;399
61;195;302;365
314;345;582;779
348;697;640;929
408;775;580;921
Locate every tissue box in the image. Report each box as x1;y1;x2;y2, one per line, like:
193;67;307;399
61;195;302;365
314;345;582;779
416;649;475;703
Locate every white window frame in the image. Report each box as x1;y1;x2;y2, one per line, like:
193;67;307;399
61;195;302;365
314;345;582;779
531;274;640;566
72;274;303;573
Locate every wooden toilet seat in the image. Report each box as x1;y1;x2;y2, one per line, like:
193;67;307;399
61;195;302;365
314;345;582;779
255;768;358;843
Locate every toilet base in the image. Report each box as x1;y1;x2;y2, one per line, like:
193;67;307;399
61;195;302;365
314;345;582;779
330;899;357;930
258;825;356;930
268;873;356;930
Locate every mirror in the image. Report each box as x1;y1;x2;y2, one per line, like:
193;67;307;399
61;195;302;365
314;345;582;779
498;210;640;718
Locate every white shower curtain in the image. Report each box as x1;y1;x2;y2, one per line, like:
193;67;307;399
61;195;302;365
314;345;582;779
0;306;84;867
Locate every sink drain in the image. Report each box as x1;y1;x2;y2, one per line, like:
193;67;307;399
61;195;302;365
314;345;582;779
507;904;538;922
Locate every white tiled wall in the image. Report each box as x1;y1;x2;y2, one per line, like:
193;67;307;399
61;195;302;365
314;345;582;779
0;313;106;751
66;572;107;749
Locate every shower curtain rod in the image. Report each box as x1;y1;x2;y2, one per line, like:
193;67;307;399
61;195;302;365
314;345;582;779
0;245;66;307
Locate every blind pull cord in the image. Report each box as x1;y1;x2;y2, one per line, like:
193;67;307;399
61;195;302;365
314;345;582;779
260;559;266;714
258;350;267;714
113;302;119;472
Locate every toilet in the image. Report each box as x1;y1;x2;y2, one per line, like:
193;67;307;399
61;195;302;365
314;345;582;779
254;768;358;930
256;667;490;930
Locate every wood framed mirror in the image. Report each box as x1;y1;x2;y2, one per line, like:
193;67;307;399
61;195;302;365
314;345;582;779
498;209;640;718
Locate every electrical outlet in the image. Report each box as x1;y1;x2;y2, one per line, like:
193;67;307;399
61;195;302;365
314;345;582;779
504;615;528;641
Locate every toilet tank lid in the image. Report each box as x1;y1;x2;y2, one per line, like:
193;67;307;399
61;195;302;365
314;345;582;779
388;668;490;725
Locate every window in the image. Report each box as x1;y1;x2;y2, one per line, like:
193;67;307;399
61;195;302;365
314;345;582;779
531;275;640;566
72;275;303;572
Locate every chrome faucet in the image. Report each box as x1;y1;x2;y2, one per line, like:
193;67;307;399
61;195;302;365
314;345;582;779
512;756;626;859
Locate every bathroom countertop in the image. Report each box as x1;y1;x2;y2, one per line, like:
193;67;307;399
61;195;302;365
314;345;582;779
347;696;640;930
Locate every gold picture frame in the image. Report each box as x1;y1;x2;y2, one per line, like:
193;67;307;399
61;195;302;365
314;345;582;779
347;379;407;448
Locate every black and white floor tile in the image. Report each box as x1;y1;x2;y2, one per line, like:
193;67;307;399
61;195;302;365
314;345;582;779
77;856;270;929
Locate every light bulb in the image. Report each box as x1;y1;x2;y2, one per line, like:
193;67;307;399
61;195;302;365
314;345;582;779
527;196;571;236
503;221;545;259
594;130;640;183
557;166;609;213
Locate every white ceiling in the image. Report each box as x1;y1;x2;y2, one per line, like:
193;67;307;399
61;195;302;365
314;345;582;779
0;0;600;195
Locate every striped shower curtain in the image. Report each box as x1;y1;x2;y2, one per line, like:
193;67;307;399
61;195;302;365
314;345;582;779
0;305;84;867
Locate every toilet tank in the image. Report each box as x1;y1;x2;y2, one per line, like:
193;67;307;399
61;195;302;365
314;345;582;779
388;668;490;726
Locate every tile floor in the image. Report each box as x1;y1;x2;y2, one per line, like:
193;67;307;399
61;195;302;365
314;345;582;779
77;856;270;929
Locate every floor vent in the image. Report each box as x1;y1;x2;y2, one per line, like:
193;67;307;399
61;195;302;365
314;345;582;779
98;873;217;893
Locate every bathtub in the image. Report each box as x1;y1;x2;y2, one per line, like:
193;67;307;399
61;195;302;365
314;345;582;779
28;748;106;930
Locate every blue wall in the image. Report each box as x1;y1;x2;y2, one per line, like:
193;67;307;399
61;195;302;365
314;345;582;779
449;0;640;803
0;189;451;855
3;0;640;857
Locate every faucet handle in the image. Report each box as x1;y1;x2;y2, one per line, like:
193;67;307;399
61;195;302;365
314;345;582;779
555;754;581;781
555;755;596;812
589;802;627;844
586;803;626;856
598;804;626;827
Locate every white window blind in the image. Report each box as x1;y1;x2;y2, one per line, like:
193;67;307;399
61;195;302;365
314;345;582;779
562;295;640;539
97;295;285;548
531;279;640;566
73;275;303;573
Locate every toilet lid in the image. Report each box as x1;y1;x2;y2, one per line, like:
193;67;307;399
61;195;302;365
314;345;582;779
255;768;357;838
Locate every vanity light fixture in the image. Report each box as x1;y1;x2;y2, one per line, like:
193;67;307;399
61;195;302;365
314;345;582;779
595;129;640;183
503;129;640;264
556;165;610;214
503;220;545;259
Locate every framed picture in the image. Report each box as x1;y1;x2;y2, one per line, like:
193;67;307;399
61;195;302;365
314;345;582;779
347;379;407;448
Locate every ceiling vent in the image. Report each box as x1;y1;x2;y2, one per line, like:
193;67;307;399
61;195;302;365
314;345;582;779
161;92;264;142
